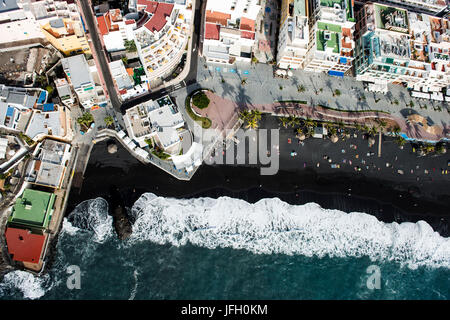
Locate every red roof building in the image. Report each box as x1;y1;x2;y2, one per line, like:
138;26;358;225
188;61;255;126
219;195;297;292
97;14;109;35
205;23;220;40
5;227;47;264
143;2;174;33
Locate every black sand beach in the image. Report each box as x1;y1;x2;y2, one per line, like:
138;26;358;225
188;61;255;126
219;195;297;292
67;117;450;236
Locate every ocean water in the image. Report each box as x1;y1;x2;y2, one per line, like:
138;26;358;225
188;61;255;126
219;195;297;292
0;194;448;300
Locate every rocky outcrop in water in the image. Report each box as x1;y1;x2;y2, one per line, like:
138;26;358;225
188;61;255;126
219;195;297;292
109;186;132;240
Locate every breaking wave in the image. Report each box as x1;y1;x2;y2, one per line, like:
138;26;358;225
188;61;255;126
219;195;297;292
0;271;49;300
64;198;113;243
129;193;450;269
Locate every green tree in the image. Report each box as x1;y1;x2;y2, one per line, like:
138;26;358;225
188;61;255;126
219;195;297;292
124;40;137;52
395;136;406;147
104;116;114;128
77;112;94;130
192;91;210;109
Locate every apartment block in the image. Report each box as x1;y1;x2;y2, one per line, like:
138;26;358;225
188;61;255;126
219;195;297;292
203;0;261;64
303;0;356;76
61;54;99;109
132;0;192;86
277;0;310;69
354;3;449;91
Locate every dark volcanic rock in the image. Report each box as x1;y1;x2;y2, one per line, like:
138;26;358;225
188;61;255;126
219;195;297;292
113;205;132;240
109;186;133;240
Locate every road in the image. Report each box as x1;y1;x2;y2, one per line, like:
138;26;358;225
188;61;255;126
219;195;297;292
78;0;122;112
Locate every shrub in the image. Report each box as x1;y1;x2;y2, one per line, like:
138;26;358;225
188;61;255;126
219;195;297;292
192;91;210;109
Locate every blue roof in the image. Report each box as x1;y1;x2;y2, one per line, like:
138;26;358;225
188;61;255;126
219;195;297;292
37;91;47;104
43;103;54;112
6;106;14;117
328;70;344;77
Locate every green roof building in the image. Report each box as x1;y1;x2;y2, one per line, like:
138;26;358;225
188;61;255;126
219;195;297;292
8;189;55;231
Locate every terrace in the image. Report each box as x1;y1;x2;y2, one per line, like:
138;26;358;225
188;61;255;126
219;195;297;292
375;4;409;34
316;22;341;54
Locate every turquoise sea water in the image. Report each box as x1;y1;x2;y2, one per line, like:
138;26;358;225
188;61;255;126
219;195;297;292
0;194;448;300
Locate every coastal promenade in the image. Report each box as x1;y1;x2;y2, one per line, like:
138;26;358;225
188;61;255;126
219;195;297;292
192;58;449;141
94;129;196;181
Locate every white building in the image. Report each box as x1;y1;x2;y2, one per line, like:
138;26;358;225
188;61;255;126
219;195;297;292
26;139;72;189
109;60;135;99
203;0;261;64
354;3;449;91
277;0;310;70
61;54;99;109
0;0;83;48
131;0;192;87
124;95;185;154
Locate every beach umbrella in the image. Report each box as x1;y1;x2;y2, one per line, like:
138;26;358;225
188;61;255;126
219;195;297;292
330;135;338;143
368;137;375;147
288;71;293;77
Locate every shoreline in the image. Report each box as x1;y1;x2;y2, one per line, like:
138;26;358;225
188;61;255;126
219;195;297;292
67;138;450;237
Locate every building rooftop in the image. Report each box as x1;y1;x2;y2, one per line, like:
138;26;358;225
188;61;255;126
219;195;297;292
5;227;47;264
0;0;19;13
8;189;55;230
25;109;62;139
61;54;93;89
205;22;220;40
374;4;409;33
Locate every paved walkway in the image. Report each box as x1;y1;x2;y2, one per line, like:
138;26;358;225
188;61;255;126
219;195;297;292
193;58;449;141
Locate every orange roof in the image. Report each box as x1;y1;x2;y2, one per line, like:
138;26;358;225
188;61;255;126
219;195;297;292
126;68;134;76
97;14;110;35
206;10;230;26
240;17;255;32
5;227;47;264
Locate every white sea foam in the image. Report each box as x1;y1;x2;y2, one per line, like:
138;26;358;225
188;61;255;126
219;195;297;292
0;271;48;300
129;193;450;269
64;198;113;243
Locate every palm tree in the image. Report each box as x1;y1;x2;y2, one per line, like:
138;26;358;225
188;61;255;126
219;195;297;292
297;85;306;93
250;110;262;122
239;110;251;122
296;128;306;140
369;126;378;136
245;117;259;129
241;78;247;85
327;125;337;136
395;136;406;147
104;116;114;128
304;118;315;129
392;125;401;136
279;117;289;128
287;116;300;128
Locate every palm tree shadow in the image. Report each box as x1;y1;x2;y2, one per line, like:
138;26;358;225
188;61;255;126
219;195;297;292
236;85;253;111
221;79;236;99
